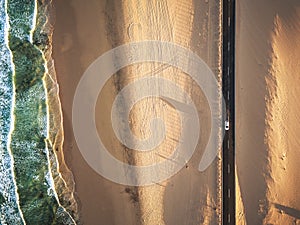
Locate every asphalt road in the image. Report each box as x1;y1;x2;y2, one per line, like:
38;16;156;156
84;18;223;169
222;0;236;224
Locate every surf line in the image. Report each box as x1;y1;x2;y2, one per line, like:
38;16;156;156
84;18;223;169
40;48;77;224
4;0;26;224
29;0;37;43
33;1;77;222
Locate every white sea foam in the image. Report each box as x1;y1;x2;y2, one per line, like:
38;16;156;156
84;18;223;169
1;0;77;224
33;1;76;222
0;0;26;224
29;0;37;43
40;46;77;225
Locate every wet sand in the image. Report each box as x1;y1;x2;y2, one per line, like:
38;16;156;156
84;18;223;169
52;0;222;224
52;1;139;224
236;1;300;224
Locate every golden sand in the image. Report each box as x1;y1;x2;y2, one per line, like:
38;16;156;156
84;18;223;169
264;11;300;225
52;0;223;224
235;166;247;225
236;1;300;224
118;1;195;224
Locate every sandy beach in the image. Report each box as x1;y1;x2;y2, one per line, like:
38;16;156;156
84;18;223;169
52;1;139;224
52;0;222;224
236;0;300;224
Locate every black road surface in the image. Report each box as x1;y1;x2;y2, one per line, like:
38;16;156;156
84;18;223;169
222;0;236;224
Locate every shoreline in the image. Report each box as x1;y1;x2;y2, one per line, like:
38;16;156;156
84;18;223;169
0;0;78;223
43;0;79;222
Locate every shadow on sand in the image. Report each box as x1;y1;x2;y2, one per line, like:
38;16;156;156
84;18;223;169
274;203;300;220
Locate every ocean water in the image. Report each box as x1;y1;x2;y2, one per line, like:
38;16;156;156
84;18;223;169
0;0;76;224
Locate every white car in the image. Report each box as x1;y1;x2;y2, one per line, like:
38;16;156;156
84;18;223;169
225;120;229;131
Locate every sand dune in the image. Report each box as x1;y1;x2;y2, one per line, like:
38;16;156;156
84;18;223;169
264;10;300;225
236;1;300;224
